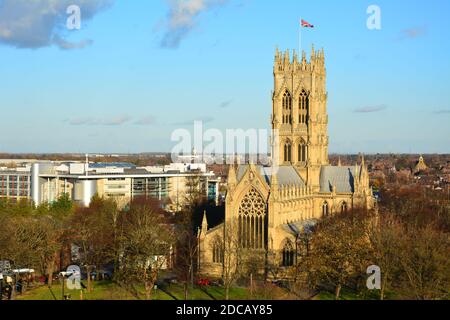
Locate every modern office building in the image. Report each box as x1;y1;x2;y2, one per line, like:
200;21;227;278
0;159;220;211
0;167;31;201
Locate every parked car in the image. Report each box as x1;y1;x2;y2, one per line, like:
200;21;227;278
196;278;210;286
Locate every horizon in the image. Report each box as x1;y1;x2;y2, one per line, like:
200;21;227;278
1;152;449;158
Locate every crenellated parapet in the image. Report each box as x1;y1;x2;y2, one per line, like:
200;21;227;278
274;46;326;75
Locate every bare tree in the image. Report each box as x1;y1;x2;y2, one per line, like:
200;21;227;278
116;197;175;300
397;224;450;300
173;174;207;300
222;220;244;300
173;210;199;300
305;210;372;300
0;210;63;291
368;212;403;300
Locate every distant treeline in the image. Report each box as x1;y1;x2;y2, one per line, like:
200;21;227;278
0;153;172;166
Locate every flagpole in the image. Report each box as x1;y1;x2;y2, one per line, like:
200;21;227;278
299;19;302;57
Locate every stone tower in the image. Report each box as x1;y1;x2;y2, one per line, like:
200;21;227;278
272;46;329;191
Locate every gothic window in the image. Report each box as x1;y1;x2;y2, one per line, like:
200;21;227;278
340;201;348;213
284;142;292;163
298;141;307;163
322;202;329;217
282;90;292;124
238;187;267;249
212;240;224;264
282;240;295;267
299;89;309;125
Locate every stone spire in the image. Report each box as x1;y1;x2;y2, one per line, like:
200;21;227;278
228;164;237;188
293;49;298;65
198;210;208;238
360;156;369;187
202;210;208;232
270;170;279;200
284;50;290;66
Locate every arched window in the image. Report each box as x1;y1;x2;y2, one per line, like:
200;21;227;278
212;240;224;264
322;202;329;217
238;187;267;249
298;141;307;163
282;90;292;124
299;90;309;125
283;90;292;110
284;142;292;163
282;240;295;267
340;201;348;213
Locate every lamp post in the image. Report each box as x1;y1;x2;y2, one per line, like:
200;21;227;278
62;274;65;300
0;273;3;301
59;271;73;300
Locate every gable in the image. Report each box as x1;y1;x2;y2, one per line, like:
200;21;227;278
236;165;305;187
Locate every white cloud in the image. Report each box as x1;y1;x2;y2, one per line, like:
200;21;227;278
219;99;233;108
69;115;131;126
434;109;450;114
135;116;157;126
171;116;215;125
160;0;228;49
0;0;113;49
53;35;93;50
353;105;387;113
398;26;427;40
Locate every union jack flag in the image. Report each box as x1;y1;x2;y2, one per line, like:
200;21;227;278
301;19;314;28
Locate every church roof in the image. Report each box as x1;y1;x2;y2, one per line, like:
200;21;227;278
235;164;358;194
414;156;428;172
320;166;356;193
281;219;317;236
236;165;306;186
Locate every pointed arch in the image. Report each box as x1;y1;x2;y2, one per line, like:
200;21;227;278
238;187;267;249
282;90;292;124
322;201;330;217
282;239;295;267
299;89;309;125
212;237;224;264
340;201;348;213
282;90;292;110
284;139;292;163
297;138;307;163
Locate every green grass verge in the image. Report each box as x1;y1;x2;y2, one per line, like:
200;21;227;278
16;281;250;301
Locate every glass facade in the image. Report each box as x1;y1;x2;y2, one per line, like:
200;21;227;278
132;177;170;200
0;174;31;199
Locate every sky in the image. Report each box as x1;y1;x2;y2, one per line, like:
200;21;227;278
0;0;449;154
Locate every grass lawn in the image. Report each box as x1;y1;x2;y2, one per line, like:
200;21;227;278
313;288;389;300
16;281;251;301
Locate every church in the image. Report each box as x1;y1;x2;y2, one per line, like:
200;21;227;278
198;46;374;277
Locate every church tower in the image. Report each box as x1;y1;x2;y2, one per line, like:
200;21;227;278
198;44;375;278
272;46;329;190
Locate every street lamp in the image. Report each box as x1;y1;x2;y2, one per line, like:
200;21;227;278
0;273;3;300
59;271;74;300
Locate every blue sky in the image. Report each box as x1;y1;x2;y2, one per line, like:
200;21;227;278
0;0;449;154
